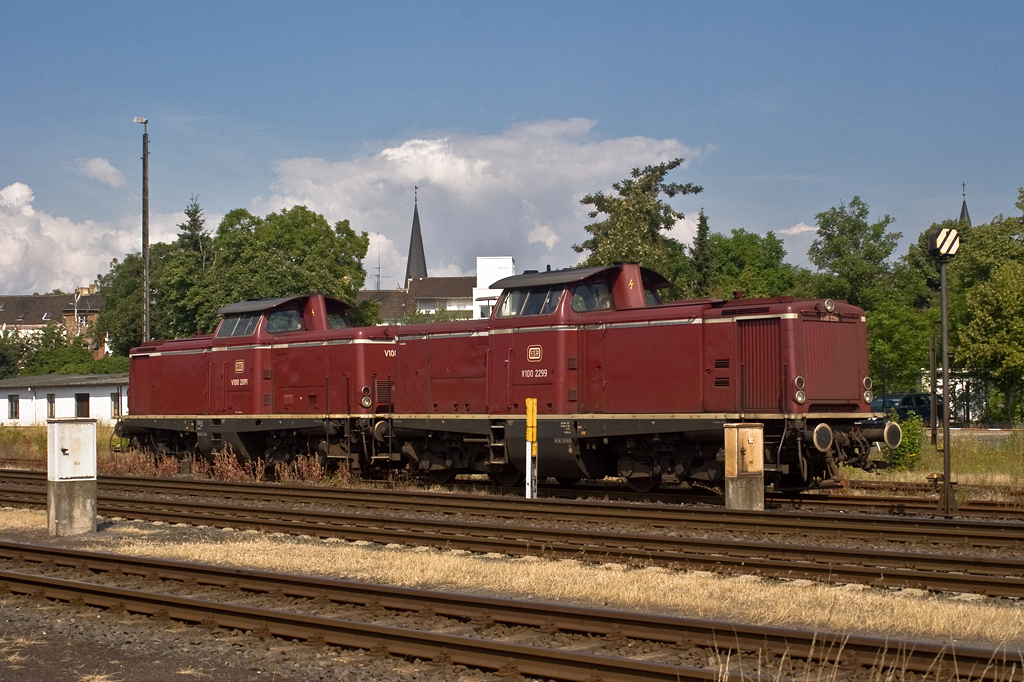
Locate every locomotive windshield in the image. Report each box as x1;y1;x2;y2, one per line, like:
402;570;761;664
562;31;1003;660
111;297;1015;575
216;311;261;338
570;282;612;312
325;300;351;329
266;309;303;333
495;285;563;318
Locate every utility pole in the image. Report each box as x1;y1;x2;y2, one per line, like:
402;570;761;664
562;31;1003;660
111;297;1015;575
134;117;150;342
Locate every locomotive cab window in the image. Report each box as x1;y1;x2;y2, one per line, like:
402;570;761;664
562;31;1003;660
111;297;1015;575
325;301;351;329
571;282;612;312
216;311;261;338
495;285;563;318
267;309;303;333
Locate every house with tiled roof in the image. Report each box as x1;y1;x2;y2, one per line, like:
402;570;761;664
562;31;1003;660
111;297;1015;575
406;276;476;317
0;284;106;357
355;289;414;324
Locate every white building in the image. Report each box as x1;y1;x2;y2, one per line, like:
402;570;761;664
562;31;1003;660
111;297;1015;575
0;374;128;426
472;256;515;319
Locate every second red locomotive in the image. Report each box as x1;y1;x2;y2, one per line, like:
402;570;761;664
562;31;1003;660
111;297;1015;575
121;262;900;491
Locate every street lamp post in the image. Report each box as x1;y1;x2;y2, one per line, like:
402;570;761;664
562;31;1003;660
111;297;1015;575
133;117;150;343
928;226;960;517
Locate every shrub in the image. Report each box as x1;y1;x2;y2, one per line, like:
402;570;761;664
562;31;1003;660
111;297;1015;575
275;455;324;484
211;450;266;482
885;409;925;471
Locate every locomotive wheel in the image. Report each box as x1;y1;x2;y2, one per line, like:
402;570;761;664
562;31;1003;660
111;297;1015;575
488;468;524;487
426;469;458;484
624;475;661;493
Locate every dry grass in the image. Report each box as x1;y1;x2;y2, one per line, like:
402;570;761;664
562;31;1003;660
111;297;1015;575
2;507;1022;652
847;430;1024;490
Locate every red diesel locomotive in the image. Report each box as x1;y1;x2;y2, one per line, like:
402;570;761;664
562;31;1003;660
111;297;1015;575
121;262;900;491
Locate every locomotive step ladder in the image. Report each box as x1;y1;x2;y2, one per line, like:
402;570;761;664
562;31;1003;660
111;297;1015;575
488;420;508;464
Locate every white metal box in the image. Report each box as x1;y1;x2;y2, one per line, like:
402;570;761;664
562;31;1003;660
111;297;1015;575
46;419;97;482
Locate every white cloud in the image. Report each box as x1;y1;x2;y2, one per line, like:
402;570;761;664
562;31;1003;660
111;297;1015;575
255;119;706;288
0;182;184;294
778;221;817;236
528;224;559;250
668;213;701;246
70;157;126;188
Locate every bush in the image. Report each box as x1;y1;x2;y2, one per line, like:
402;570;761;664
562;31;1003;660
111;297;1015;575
885;409;925;471
275;455;324;484
211;450;266;482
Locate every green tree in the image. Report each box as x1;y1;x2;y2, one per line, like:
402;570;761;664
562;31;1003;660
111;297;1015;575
97;203;376;352
952;192;1024;421
706;228;806;299
572;158;702;297
863;226;948;394
199;205;372;332
94;243;174;356
0;329;26;379
808;196;901;310
690;209;713;297
156;196;215;338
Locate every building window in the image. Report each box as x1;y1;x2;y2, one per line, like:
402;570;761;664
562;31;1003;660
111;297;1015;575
7;395;19;420
47;394;55;419
75;393;90;418
42;312;52;321
110;392;121;418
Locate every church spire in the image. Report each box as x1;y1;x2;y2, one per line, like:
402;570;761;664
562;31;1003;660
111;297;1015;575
404;186;427;287
959;182;972;227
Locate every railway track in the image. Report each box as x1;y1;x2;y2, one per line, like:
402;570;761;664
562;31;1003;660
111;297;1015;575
4;464;1023;517
1;540;1020;681
2;470;1023;547
3;480;1024;597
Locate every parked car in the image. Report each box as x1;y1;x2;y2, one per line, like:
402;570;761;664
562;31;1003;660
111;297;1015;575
869;395;902;413
872;393;943;421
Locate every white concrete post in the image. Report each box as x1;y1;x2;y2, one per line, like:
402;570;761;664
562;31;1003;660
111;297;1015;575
47;418;97;536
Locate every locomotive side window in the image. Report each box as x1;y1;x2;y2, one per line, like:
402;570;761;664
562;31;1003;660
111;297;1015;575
571;282;612;312
495;285;563;318
644;288;663;306
216;311;261;338
325;301;351;329
267;309;303;333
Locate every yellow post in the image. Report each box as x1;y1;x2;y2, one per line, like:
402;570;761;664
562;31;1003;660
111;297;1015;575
525;398;538;499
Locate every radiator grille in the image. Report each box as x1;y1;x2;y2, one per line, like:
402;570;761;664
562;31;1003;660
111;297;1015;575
374;379;394;404
739;318;781;410
803;321;860;399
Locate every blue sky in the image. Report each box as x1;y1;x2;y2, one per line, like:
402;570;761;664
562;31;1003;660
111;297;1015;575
1;1;1021;293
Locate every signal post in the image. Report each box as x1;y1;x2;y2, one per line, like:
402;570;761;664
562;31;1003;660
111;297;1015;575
525;398;538;499
928;226;960;517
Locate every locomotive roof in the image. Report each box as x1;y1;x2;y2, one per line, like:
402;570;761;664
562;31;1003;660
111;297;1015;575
216;294;354;316
217;297;302;315
490;264;669;290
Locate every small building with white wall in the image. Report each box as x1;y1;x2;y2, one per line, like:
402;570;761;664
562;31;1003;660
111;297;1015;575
0;373;128;426
472;256;515;319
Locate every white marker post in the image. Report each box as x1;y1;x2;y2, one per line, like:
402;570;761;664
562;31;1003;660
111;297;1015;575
525;398;538;499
